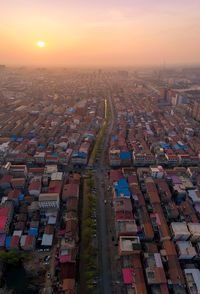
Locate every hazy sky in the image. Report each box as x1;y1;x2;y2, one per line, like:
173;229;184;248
0;0;200;66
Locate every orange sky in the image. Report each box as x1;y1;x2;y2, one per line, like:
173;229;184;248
0;0;200;66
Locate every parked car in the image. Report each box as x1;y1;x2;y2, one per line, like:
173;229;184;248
44;255;51;262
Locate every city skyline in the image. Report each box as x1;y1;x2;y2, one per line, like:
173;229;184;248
1;0;200;66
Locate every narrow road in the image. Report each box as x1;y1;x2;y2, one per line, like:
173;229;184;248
95;91;115;294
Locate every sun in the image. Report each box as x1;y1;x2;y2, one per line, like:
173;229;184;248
37;41;46;48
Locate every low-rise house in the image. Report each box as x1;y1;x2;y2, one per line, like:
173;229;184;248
41;234;53;247
179;201;198;223
164;202;179;219
48;180;62;195
21;234;36;251
187;223;200;242
51;172;63;181
11;178;25;191
116;220;137;239
170;222;190;241
28;180;41;198
0;206;13;234
62;184;79;202
9;235;20;250
28;201;39;217
0;175;12;190
65;219;78;242
66;198;78;213
152;203;171;241
144;252;167;285
28;167;44;178
184;268;200;294
44;225;54;235
9;165;27;178
176;241;196;259
39;193;60;212
162;241;186;290
119;236;141;255
150;166;164;179
7;189;20;205
34;152;45;164
45;165;58;176
188;190;200;204
122;254;148;294
62;279;75;294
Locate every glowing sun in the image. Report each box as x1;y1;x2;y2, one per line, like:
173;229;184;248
37;41;46;48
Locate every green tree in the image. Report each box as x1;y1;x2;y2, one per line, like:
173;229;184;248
83;218;95;228
86;171;94;178
0;251;22;266
86;179;94;189
82;227;93;240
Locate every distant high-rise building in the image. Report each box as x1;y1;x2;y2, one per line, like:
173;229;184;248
192;101;200;121
160;88;168;100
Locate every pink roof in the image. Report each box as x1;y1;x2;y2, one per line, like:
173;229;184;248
0;216;7;230
58;230;66;236
154;253;163;268
150;213;161;226
122;268;135;284
66;149;73;156
0;207;9;216
48;186;61;194
59;255;72;263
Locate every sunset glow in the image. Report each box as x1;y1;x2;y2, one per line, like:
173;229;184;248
37;41;45;48
0;0;200;66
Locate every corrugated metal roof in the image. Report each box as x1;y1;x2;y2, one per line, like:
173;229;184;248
41;234;53;246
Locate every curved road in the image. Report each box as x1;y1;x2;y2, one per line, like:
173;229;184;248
95;87;115;294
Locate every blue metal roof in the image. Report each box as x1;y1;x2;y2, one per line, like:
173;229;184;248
118;179;128;188
6;236;12;248
19;194;24;201
174;144;180;150
11;135;17;142
112;136;117;141
160;143;171;149
180;145;187;150
28;228;38;236
120;152;131;159
78;152;87;158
